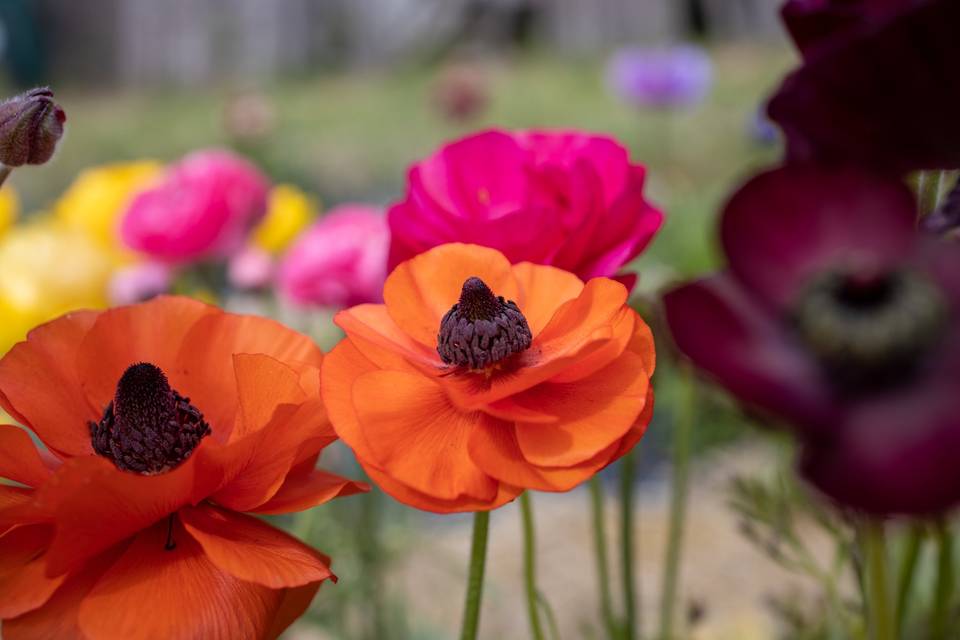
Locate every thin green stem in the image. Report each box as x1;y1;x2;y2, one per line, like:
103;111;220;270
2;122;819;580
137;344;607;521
931;521;954;640
520;492;546;640
589;477;620;640
659;373;695;640
0;166;11;189
620;449;637;640
894;524;924;635
919;170;947;216
864;521;894;640
460;510;491;640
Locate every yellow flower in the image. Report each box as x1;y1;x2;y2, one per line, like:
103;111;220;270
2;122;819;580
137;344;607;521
253;184;316;254
54;161;163;258
0;220;113;353
0;185;19;236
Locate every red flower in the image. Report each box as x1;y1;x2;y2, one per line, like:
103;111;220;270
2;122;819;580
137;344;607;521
0;296;367;639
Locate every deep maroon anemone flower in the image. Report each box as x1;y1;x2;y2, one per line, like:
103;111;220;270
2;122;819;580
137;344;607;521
665;167;960;515
769;0;960;173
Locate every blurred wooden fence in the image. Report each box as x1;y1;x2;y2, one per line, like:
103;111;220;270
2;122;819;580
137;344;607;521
34;0;787;87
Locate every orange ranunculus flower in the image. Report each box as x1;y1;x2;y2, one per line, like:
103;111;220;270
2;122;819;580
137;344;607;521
321;243;655;513
0;296;368;639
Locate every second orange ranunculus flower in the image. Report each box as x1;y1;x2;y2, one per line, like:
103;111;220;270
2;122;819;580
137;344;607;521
322;243;656;513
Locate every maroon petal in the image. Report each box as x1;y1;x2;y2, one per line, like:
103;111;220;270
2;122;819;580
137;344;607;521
664;274;835;435
781;0;916;57
769;0;960;173
801;377;960;515
721;166;917;309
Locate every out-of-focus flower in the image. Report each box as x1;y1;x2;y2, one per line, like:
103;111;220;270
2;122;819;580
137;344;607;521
228;246;274;291
922;179;960;238
0;296;367;638
108;262;172;305
769;0;960;173
120;149;270;264
388;129;663;282
322;243;655;513
223;91;277;142
278;204;389;308
253;184;317;254
606;45;713;109
780;0;914;58
0;221;112;353
0;88;65;167
54;161;162;257
431;63;489;123
0;185;19;235
665;167;960;515
748;107;779;147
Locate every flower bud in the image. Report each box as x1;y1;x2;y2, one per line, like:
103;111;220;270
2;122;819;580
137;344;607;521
0;88;66;167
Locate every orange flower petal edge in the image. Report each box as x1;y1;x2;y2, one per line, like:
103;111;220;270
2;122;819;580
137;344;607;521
323;243;656;513
0;295;368;639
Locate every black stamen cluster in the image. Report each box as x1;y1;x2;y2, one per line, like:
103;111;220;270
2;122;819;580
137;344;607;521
90;363;210;474
437;276;533;370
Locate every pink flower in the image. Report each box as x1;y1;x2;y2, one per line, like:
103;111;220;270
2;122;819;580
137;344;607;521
278;205;389;308
227;246;274;291
387;129;663;281
108;262;172;305
120;149;269;263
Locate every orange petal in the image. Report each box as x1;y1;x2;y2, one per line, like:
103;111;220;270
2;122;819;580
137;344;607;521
511;262;584;336
548;306;636;383
180;504;334;589
213;400;337;513
467;421;580;491
265;581;323;640
610;386;656;461
0;486;40;535
77;519;290;640
0;525;65;619
0;425;53;488
177;311;324;432
383;243;519;348
628;315;657;377
2;545;122;640
515;350;651;467
335;304;442;370
363;462;521;514
233;353;307;441
321;339;386;463
353;369;499;502
0;310;99;457
252;469;369;515
75;296;219;414
535;277;629;355
36;454;204;577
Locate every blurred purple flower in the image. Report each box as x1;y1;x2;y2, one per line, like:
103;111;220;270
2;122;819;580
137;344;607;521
227;246;274;291
769;0;960;173
606;45;713;109
748;107;779;147
108;262;172;305
665;166;960;516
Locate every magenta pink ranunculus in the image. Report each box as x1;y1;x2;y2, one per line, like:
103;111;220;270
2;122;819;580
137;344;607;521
387;129;663;281
120;149;270;263
277;204;389;308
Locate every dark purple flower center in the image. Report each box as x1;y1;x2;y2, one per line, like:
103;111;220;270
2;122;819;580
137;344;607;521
793;268;948;389
90;362;210;474
437;276;533;370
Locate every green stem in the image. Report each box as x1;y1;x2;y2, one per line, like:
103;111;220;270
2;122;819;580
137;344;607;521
932;521;954;640
659;373;695;640
520;492;546;640
919;170;946;216
589;477;620;640
460;510;491;640
864;521;894;640
894;524;924;635
620;450;638;640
